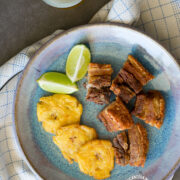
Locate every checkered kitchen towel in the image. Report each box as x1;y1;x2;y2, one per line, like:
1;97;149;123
0;0;179;179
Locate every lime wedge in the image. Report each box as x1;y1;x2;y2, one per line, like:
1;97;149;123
37;72;78;94
66;44;91;83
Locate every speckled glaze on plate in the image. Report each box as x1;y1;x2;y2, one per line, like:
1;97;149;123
14;23;180;180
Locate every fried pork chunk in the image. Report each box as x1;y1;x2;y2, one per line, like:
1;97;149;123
124;55;154;86
132;90;165;129
119;69;142;94
113;123;149;167
113;132;129;166
128;123;149;167
110;74;135;103
98;97;134;132
88;75;111;89
110;55;154;103
86;87;110;105
88;63;113;76
86;63;113;105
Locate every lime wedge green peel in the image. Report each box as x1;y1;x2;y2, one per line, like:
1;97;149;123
66;44;91;83
37;72;78;94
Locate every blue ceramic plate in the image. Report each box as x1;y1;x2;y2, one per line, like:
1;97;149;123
14;23;180;180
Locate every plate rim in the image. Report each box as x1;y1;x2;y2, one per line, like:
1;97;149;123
13;22;180;180
42;0;82;8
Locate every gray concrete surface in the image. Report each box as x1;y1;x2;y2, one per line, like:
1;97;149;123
0;0;179;179
0;0;109;65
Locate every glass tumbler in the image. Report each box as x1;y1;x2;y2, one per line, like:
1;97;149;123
42;0;82;8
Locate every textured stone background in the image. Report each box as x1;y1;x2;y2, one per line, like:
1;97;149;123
0;0;108;65
0;0;179;179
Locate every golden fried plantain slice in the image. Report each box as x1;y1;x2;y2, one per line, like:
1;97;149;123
37;94;83;134
76;140;114;179
53;124;97;164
